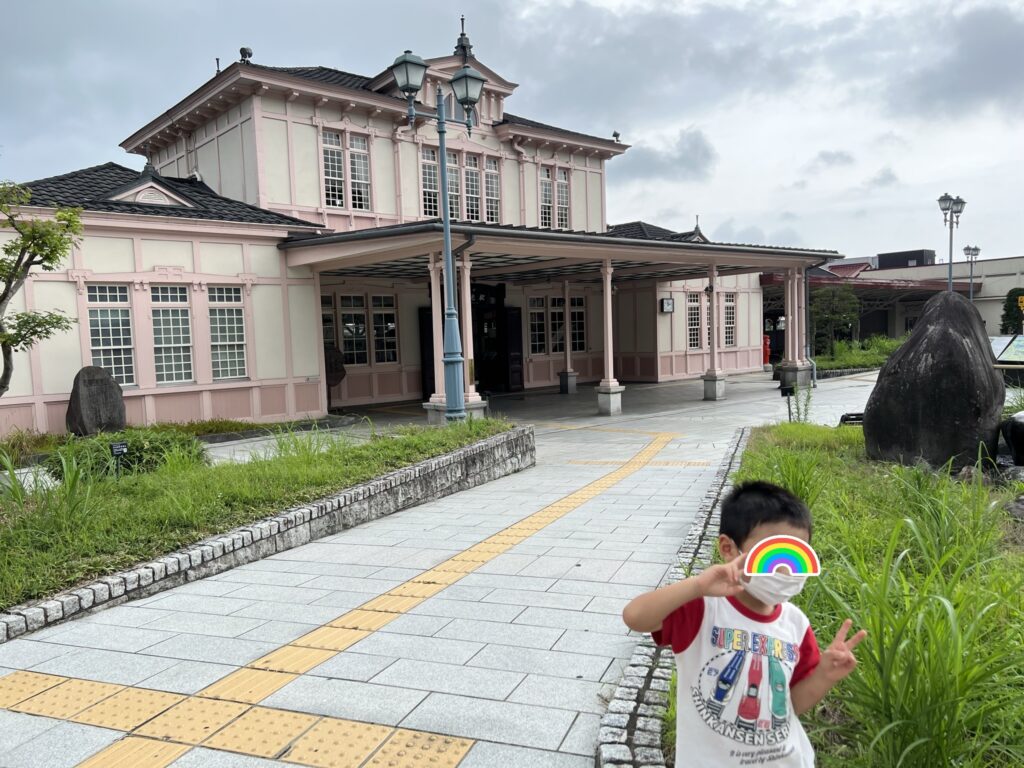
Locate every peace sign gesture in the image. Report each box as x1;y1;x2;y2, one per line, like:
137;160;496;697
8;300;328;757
818;619;867;683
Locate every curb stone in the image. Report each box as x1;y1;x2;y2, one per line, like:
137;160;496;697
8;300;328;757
595;426;750;768
0;425;535;645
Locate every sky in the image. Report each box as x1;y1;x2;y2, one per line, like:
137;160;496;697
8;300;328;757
1;0;1021;261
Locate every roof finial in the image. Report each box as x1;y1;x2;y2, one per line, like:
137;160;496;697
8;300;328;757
454;16;473;63
694;214;703;235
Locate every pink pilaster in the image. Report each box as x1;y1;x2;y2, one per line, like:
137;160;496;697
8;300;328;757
459;254;480;403
563;280;573;375
600;261;617;388
705;266;722;376
428;254;445;403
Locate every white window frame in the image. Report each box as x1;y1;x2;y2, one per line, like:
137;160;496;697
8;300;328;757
151;285;194;384
348;135;371;211
446;150;461;221
465;155;482;222
371;295;399;364
339;295;369;366
323;129;372;211
321;294;337;350
528;297;547;355
421;147;439;218
485;157;501;224
323;130;345;208
86;284;135;385
209;286;247;380
550;297;565;354
687;293;701;350
724;293;737;347
539;167;553;228
556;168;570;229
570;296;586;352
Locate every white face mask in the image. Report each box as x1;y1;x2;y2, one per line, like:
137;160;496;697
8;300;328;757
742;570;808;606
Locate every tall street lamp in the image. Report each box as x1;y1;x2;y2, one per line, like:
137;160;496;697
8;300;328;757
390;50;486;423
963;245;980;301
937;192;966;292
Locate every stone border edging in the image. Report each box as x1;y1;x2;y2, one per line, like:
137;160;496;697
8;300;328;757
596;426;750;768
814;367;879;380
0;425;536;645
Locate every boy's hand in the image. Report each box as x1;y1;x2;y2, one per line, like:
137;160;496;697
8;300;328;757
696;553;747;598
818;619;867;683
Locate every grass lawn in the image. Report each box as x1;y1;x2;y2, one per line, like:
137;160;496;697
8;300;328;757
663;424;1024;767
0;419;511;611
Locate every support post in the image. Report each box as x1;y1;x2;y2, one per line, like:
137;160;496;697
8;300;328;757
423;253;448;425
459;254;482;404
597;261;624;415
559;279;577;394
703;265;726;400
778;267;811;390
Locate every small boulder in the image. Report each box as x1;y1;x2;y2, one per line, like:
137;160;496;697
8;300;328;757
1000;413;1024;466
864;292;1004;469
66;366;126;436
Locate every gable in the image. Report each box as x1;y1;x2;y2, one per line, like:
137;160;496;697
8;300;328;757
108;181;196;208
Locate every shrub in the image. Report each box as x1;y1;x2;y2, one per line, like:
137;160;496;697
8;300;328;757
43;427;207;481
814;334;907;371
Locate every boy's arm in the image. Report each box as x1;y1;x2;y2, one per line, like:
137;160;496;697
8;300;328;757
622;554;745;633
791;619;867;716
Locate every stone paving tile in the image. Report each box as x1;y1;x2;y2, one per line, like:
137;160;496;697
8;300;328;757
508;673;609;714
467;644;613;682
141;594;255;615
130;612;266;639
458;573;559;593
237;620;316;644
435;618;564;651
170;747;285;767
30;647;178;685
161;580;249;597
434;585;493;601
552;630;636;659
138;660;238;694
220;583;339;606
69;606;175;629
229;601;354;625
307;651;398;682
548;579;647;600
140;634;276;666
377;613;452;637
262;675;427;725
348;632;485;665
0;640;73;670
514;606;630;635
474;553;539;575
370;658;525;699
0;720;122;767
31;624;176;653
402;693;576;750
481;588;590;611
459;742;592;768
0;710;61;754
560;712;602;756
584;596;630;615
409;598;526;623
210;569;321;587
302;575;403;595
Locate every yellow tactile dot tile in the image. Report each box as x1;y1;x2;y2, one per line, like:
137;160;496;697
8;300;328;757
282;717;393;768
73;687;184;730
449;551;492;563
388;582;447;599
486;535;525;545
204;705;319;758
199;668;297;704
12;678;123;719
329;609;399;631
134;696;250;744
359;594;424;613
430;560;479;574
366;728;474;767
411;569;463;586
75;737;190;768
293;627;370;652
0;671;67;708
250;646;338;674
465;542;510;554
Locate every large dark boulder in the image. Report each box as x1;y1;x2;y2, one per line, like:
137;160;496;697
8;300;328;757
1001;413;1024;465
66;366;126;436
864;292;1004;468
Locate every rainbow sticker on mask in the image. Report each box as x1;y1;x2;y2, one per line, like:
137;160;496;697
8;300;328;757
744;535;820;577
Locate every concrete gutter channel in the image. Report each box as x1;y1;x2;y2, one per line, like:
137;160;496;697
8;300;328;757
0;425;536;645
596;427;750;768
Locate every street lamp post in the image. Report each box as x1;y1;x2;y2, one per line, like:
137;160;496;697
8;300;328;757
390;50;486;423
937;192;966;292
963;245;980;301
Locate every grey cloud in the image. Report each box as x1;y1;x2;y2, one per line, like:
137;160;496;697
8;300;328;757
805;150;855;173
866;167;898;188
712;219;767;245
609;128;717;183
767;227;805;248
780;211;799;221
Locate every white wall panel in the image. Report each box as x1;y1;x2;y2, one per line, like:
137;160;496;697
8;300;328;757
292;123;320;207
141;240;193;271
251;285;286;379
35;282;81;394
288;285;319;377
80;236;134;273
262;118;291;205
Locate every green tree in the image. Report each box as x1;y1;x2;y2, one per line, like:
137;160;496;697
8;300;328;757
0;183;82;397
999;288;1024;335
811;285;860;357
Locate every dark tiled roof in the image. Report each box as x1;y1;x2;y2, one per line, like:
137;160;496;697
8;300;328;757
247;64;372;91
496;113;619;146
21;163;319;228
607;221;676;239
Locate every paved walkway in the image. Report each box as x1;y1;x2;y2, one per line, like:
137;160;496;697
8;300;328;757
0;373;875;767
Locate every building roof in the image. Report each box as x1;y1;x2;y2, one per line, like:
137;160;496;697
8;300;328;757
495;113;621;148
20;163;319;228
246;64;373;91
606;221;676;239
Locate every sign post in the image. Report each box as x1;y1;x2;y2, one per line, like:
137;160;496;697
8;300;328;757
110;441;128;478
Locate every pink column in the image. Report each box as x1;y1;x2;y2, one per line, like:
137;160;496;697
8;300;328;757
797;267;808;364
459;254;481;403
563;280;573;374
785;269;796;364
706;266;721;376
428;254;445;403
600;261;618;387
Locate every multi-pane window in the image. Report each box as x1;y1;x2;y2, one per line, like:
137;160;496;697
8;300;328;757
556;169;570;229
485;158;500;223
371;295;398;363
339;295;368;365
151;285;193;383
528;297;547;354
323;131;345;208
209;287;246;380
421;148;439;217
550;298;565;354
349;135;371;210
687;293;701;350
570;296;586;352
87;285;135;385
465;156;481;221
724;293;737;347
321;295;336;350
539;168;553;228
446;151;461;221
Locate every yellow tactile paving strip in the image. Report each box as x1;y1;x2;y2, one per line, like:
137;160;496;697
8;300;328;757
0;431;676;767
570;458;710;467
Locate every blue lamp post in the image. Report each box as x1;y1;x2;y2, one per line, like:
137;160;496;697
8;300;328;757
937;192;966;292
390;50;486;422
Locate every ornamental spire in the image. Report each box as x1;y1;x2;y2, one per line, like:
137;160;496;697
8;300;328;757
454;15;473;63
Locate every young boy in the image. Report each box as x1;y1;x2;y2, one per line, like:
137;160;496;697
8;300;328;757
622;481;866;767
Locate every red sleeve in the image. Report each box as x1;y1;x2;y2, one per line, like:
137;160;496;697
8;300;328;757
790;625;821;686
652;597;704;653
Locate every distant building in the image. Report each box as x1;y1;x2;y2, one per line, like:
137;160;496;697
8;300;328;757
876;250;936;269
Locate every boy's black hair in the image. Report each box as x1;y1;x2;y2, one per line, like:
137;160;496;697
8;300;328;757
719;481;812;547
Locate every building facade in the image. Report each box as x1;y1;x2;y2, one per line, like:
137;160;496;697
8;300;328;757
1;31;829;435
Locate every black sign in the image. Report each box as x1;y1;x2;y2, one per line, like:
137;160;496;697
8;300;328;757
780;385;795;398
110;441;129;457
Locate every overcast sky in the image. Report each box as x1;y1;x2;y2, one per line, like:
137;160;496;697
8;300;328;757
2;0;1021;260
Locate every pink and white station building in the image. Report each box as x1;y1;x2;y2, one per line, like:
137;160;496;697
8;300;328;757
1;30;832;434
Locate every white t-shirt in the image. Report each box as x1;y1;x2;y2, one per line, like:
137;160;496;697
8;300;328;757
653;595;821;768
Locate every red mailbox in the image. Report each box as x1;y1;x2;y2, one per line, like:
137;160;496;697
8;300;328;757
763;334;771;365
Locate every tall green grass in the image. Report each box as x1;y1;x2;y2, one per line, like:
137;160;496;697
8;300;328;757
0;419;511;610
815;335;907;371
734;425;1024;767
